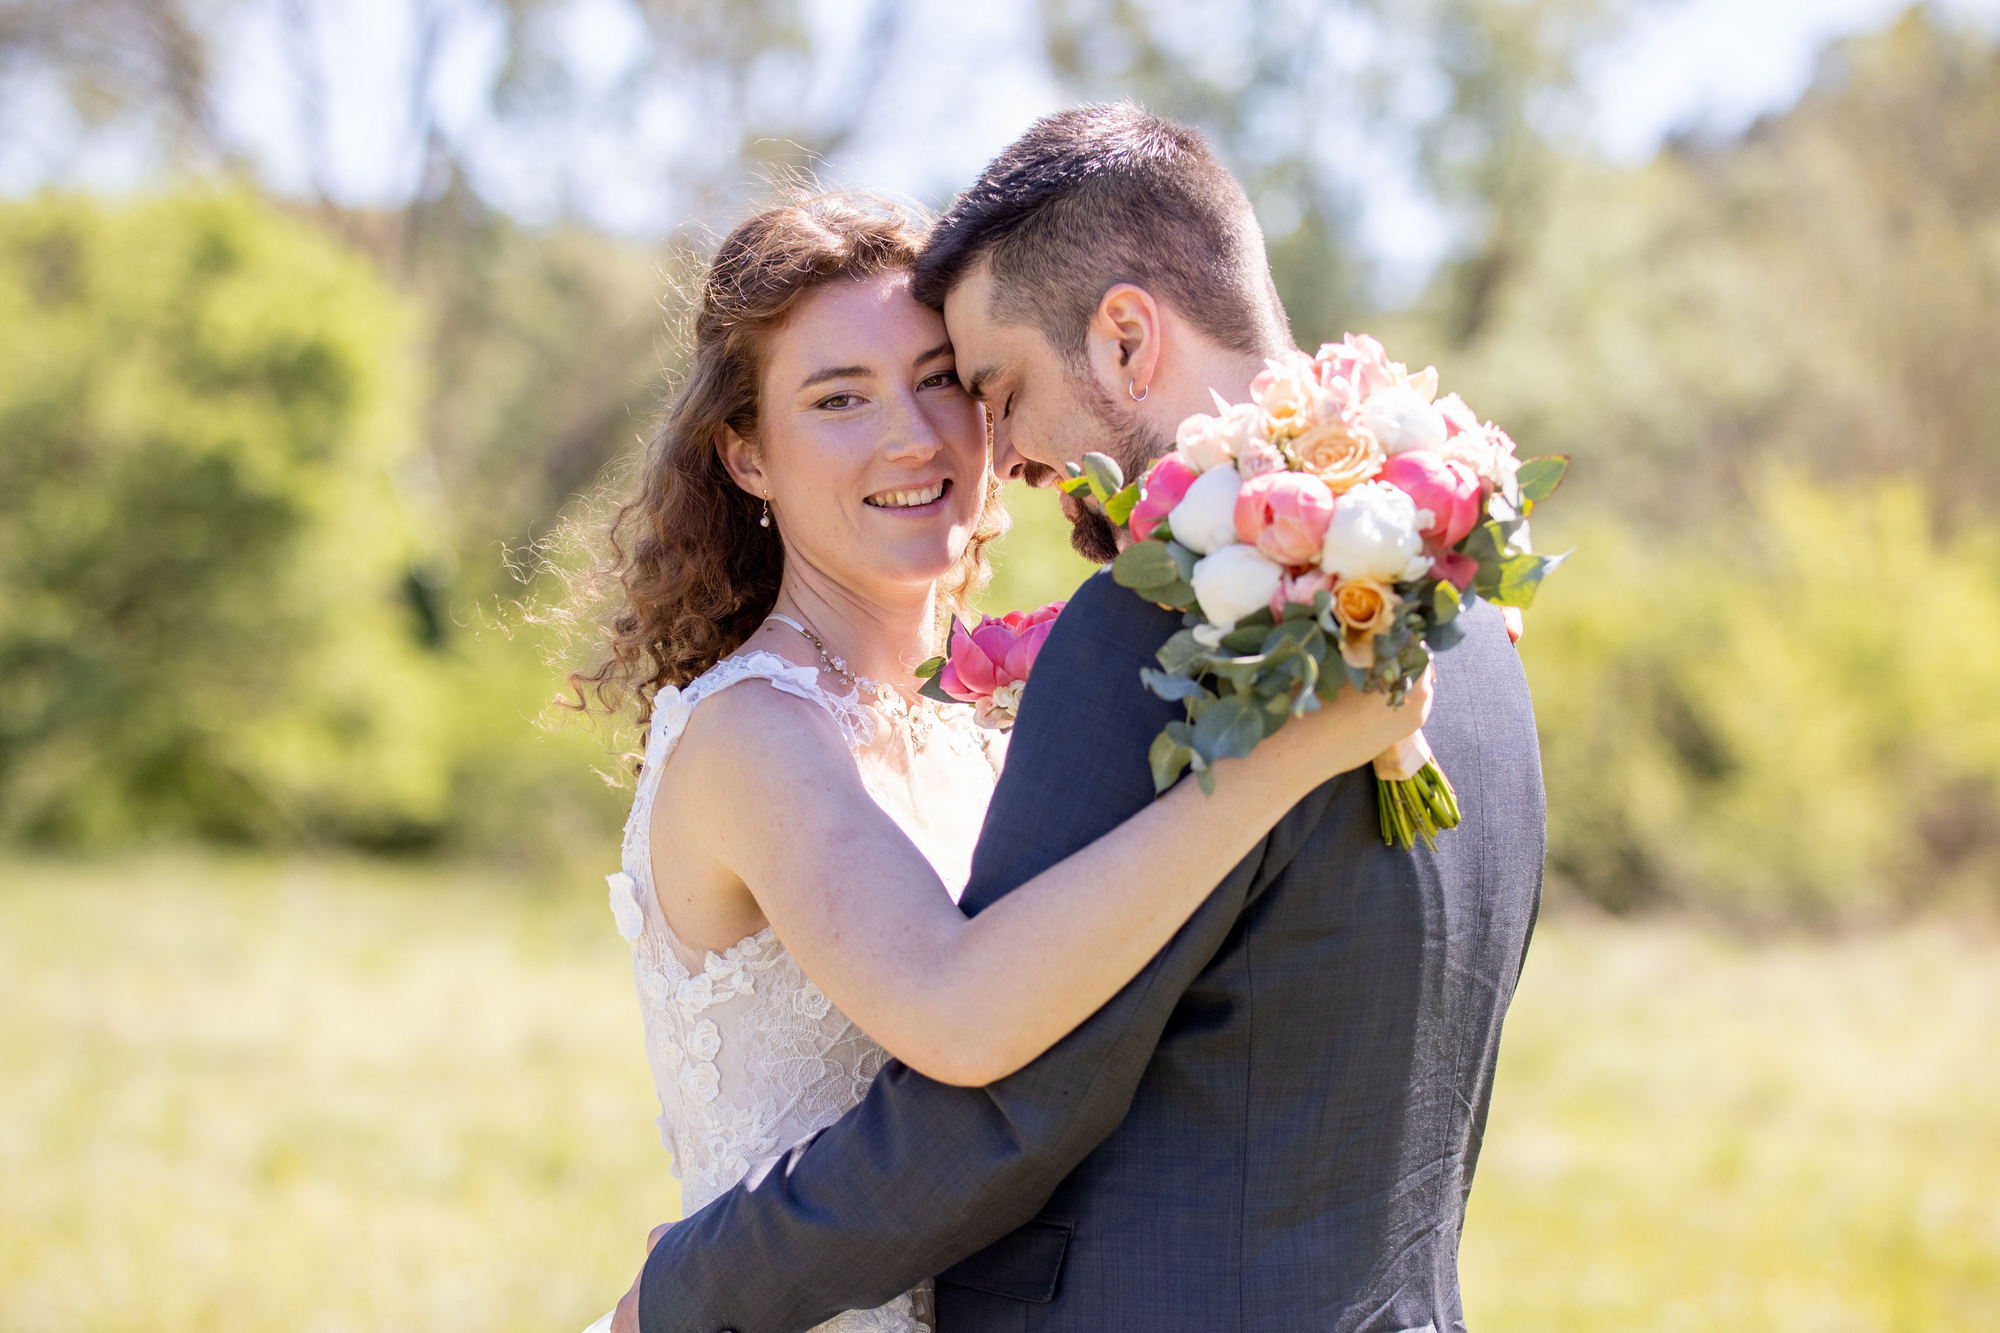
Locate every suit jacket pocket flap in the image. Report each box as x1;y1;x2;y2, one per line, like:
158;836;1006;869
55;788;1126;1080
935;1216;1073;1304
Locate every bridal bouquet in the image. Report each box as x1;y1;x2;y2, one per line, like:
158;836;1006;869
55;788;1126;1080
1067;333;1568;848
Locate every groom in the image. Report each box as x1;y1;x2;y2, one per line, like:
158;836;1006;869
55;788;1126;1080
629;103;1544;1332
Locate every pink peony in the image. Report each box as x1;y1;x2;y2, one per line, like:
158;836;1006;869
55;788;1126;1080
1380;451;1483;549
1270;568;1334;617
1430;550;1479;592
1434;391;1481;440
937;601;1065;728
1234;471;1337;567
1130;452;1199;542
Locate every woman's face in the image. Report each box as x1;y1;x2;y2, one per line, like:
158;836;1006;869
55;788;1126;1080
742;269;988;601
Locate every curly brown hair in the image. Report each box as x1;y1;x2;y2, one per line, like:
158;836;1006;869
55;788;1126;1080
563;192;1006;736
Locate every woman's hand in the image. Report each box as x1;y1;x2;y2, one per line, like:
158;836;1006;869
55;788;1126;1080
610;1223;673;1333
1254;666;1435;793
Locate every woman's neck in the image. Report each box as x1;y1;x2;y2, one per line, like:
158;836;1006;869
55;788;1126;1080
770;560;941;691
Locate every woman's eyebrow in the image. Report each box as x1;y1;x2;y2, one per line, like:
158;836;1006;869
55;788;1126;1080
912;340;954;369
798;363;871;390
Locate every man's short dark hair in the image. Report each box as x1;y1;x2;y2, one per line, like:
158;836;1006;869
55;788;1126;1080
914;102;1291;360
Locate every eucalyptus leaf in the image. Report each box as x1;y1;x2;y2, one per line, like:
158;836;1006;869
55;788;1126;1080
1192;695;1265;763
1430;580;1462;626
1516;454;1570;506
1140;668;1214;703
1112;540;1180;590
1424;615;1467;653
1157;628;1208;675
1104;481;1141;527
1081;452;1126;501
1149;730;1194;793
1490;552;1554;608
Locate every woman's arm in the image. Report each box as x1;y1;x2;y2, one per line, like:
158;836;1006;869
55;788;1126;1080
665;672;1427;1086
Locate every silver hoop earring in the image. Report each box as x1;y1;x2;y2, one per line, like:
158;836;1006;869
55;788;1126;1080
1127;378;1149;403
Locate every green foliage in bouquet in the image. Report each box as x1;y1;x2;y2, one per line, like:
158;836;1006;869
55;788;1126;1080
1072;450;1568;818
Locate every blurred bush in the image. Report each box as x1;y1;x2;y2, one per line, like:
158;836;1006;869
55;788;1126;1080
0;190;460;847
1525;472;2000;926
0;190;628;863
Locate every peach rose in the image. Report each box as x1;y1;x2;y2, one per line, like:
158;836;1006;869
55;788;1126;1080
1250;351;1319;435
1290;418;1385;495
1332;576;1402;670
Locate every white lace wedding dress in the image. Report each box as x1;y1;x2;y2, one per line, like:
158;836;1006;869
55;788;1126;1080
582;651;999;1333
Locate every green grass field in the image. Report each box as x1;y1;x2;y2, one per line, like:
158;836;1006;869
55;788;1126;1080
3;856;1994;1331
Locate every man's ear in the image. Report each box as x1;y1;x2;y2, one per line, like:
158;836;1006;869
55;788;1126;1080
718;426;768;501
1086;283;1163;406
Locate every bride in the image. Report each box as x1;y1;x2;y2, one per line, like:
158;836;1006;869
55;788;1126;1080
571;192;1429;1333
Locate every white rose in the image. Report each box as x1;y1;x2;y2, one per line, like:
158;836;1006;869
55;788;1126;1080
1213;401;1268;454
1358;384;1447;456
1191;543;1285;629
1174;413;1233;473
1321;481;1432;583
1168;463;1245;555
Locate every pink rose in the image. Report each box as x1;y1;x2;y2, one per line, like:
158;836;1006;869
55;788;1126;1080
1233;438;1287;479
1270;568;1334;617
1130;452;1199;542
1380;451;1483;549
937;602;1066;727
1234;471;1337;567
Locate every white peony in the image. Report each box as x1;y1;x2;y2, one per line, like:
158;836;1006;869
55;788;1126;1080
1168;462;1245;555
1321;481;1433;584
1358;384;1447;456
1191;543;1285;629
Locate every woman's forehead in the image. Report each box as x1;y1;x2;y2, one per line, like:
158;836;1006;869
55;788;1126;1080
772;271;943;370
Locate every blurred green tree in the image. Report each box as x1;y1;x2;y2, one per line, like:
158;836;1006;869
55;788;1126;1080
0;189;457;847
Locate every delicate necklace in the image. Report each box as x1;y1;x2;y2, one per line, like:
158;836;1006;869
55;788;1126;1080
767;610;942;751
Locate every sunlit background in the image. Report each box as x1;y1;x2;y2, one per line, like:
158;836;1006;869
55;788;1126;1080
5;1;1999;1329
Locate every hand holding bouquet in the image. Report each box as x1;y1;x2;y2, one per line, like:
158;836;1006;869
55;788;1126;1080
1071;333;1568;849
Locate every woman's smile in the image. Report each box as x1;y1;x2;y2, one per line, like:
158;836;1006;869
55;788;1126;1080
863;477;953;516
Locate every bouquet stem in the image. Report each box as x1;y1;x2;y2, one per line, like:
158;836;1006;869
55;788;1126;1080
1372;731;1461;851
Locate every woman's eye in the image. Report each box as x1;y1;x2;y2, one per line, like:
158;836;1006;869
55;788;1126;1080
816;393;861;411
919;369;961;391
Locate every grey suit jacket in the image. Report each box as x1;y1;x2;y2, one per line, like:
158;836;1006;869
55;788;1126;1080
639;568;1544;1333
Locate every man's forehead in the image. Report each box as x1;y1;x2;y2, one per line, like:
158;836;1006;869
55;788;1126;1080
942;266;1022;400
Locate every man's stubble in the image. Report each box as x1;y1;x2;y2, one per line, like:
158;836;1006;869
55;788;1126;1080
1046;365;1173;565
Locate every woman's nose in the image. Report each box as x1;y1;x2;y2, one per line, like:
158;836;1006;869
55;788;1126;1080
881;389;944;462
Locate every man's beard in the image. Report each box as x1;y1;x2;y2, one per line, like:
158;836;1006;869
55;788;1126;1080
1050;369;1172;565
